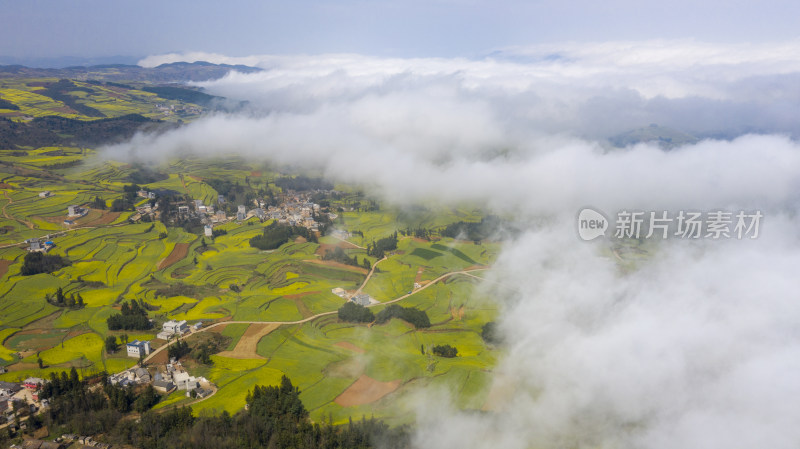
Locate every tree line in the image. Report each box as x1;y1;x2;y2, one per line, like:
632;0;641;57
21;252;70;276
250;221;317;250
338;303;431;329
107;299;152;331
366;232;398;259
26;369;411;449
45;287;85;309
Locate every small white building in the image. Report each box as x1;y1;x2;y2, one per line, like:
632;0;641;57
126;340;151;358
173;372;199;390
67;205;82;217
351;294;371;307
204;225;213;237
38;191;51;198
162;320;189;335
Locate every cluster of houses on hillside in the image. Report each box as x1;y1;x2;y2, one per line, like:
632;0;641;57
108;359;211;399
0;378;49;426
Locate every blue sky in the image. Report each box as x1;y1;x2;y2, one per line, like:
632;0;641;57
1;0;799;64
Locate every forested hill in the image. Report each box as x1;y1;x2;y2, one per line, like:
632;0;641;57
0;114;169;149
0;61;261;82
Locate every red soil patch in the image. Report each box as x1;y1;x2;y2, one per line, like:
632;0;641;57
414;268;424;284
209;323;229;333
158;243;190;270
294;236;308;244
334;341;365;354
0;183;13;189
83;210;121;226
304;259;368;274
292;297;313;318
315;241;360;257
335;375;401;407
148;349;169;365
0;259;12;279
249;171;262;177
8;363;39;372
216;323;280;359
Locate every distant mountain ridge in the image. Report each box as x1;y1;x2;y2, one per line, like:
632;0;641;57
609;124;699;149
0;61;261;82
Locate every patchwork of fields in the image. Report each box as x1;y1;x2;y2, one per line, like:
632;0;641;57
0;83;503;423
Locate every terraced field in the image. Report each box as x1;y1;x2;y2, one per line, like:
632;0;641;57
0;99;503;422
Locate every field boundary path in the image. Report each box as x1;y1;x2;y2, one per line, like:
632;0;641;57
143;266;489;364
2;191;34;230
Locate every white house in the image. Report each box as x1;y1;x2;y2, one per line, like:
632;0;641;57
126;340;151;358
351;294;371;306
204;225;213;237
38;191;51;198
164;319;188;334
173;372;199;390
67;205;82;217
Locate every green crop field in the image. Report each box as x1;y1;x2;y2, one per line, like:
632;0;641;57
0;88;506;424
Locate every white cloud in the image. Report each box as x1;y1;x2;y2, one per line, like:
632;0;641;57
118;41;800;448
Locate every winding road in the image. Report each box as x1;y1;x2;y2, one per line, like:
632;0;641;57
143;265;488;364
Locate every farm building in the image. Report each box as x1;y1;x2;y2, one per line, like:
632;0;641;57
38;191;51;198
164;320;189;334
153;379;176;394
351;294;371;306
23;378;46;390
331;287;347;298
204;225;213;237
28;239;42;252
187;387;212;398
0;381;21;396
177;205;190;214
126;340;151;358
217;194;225;204
66;205;85;217
174;372;199;390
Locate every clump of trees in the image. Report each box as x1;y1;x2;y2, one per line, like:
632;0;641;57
337;301;375;323
322;246;360;267
432;344;458;358
21;252;70;276
91;196;106;209
274;175;333;192
366;232;398;258
45;287;84;309
441;215;513;243
374;305;430;328
105;336;118;353
107;299;152;331
250;221;317;250
481;321;503;345
168;339;191;360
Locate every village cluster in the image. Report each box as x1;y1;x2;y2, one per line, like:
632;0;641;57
134;190;333;237
108;319;211;397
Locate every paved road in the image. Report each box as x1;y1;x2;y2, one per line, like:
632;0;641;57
143;266;488;364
